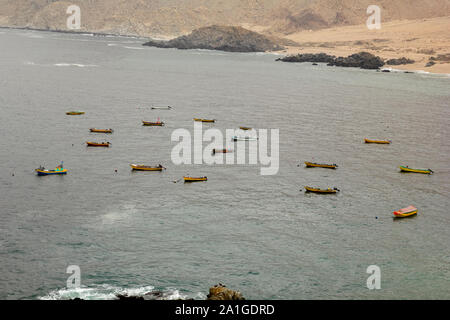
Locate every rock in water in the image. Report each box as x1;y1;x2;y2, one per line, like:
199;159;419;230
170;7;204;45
206;284;245;300
277;52;385;70
143;25;284;53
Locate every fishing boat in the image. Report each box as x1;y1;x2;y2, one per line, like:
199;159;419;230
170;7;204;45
66;111;85;115
35;164;67;176
90;128;113;133
232;136;258;141
364;138;391;144
184;176;207;182
304;186;340;194
212;148;233;154
142;120;164;126
240;127;252;131
130;164;165;171
304;161;338;169
86;141;110;147
399;166;433;174
393;205;418;218
151;106;172;110
193;118;215;123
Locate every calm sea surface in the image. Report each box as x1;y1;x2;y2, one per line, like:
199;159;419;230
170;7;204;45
0;29;449;300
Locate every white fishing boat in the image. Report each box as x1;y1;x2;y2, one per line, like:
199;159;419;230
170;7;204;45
232;136;258;141
151;106;172;110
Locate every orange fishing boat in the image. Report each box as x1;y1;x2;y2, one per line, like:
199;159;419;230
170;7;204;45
212;148;233;154
184;176;207;182
130;164;165;171
90;128;113;133
86;141;110;147
364;138;391;144
142;120;164;126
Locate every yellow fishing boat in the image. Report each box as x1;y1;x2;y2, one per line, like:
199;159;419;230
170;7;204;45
393;205;418;218
130;164;165;171
364;138;391;144
184;176;208;182
304;161;338;169
399;166;433;174
193;118;215;123
304;186;340;194
90;128;113;133
240;126;252;130
66;111;85;115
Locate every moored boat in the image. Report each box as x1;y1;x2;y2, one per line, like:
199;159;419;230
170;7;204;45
232;136;258;141
364;138;391;144
130;164;165;171
393;205;418;218
151;106;172;110
399;166;433;174
304;161;338;169
66;111;85;115
86;141;110;147
184;176;207;182
194;118;215;123
35;164;67;176
212;148;233;154
304;186;340;194
240;127;252;131
90;128;113;133
142;120;164;126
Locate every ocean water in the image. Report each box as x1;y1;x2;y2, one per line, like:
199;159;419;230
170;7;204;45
0;28;449;300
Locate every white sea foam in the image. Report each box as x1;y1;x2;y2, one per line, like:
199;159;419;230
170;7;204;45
53;63;98;68
123;46;145;50
39;284;201;300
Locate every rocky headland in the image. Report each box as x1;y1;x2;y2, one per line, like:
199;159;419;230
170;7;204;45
143;25;284;53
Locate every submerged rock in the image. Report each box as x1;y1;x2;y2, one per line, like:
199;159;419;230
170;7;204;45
206;283;245;300
143;25;284;53
277;52;385;70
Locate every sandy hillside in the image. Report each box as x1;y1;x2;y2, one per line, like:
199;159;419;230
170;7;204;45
279;16;450;74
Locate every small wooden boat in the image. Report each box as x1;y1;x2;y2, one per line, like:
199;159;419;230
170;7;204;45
66;111;85;115
184;176;207;182
232;136;258;141
240;127;252;131
399;166;433;174
304;186;340;194
212;148;233;154
35;164;67;176
151;106;171;110
130;164;165;171
194;118;215;123
393;205;418;218
86;141;110;147
90;128;113;133
142;121;164;126
364;138;391;144
304;161;338;169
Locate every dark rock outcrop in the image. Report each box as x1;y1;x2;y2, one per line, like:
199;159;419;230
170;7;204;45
277;52;385;70
206;283;245;300
386;57;415;65
143;25;284;53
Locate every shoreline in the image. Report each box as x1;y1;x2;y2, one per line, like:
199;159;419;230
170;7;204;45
2;25;449;76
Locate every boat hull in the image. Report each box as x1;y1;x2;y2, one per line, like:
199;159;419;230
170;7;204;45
194;119;215;123
142;121;164;126
184;177;207;182
364;139;391;144
304;162;337;169
90;129;113;133
399;166;432;174
130;164;164;171
304;186;338;194
66;111;84;115
36;169;67;176
393;206;418;218
86;142;110;147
